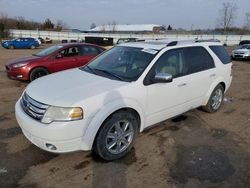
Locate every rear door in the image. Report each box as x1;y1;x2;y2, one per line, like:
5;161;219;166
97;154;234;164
77;45;102;67
181;46;216;104
50;46;79;72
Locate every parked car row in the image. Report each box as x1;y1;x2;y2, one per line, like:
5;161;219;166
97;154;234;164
12;39;233;160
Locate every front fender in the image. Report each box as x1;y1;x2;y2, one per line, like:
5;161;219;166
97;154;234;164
80;98;145;150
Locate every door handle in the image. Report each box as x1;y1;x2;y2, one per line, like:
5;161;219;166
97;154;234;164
178;83;187;87
210;74;216;78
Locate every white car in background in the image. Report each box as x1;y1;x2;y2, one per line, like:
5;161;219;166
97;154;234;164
231;44;250;60
15;40;232;160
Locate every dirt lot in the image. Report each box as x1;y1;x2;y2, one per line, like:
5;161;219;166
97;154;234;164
0;44;250;188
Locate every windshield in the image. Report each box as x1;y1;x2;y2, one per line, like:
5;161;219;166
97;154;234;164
34;45;63;57
239;45;250;49
80;46;157;82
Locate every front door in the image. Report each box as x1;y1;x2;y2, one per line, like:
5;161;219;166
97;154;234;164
51;46;79;72
145;48;190;127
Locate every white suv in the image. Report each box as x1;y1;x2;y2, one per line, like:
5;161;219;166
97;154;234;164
15;40;232;160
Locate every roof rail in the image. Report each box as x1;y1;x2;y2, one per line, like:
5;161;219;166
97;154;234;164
134;38;221;48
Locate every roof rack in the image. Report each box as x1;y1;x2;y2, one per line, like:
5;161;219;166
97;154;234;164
142;38;221;47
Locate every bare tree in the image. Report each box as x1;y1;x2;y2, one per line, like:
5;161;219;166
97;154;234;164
90;23;96;29
217;2;237;34
100;24;106;33
245;12;250;30
112;21;117;32
55;20;68;31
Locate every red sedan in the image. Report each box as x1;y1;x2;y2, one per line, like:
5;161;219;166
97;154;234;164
5;43;105;81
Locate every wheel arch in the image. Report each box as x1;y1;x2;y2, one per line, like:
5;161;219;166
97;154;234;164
79;99;145;151
203;78;226;106
29;66;50;81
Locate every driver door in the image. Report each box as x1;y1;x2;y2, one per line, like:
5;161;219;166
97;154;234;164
145;48;191;127
50;46;79;72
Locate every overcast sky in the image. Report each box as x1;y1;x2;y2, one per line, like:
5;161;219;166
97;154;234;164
0;0;249;30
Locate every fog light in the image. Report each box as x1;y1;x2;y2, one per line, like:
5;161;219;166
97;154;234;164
46;143;57;150
16;75;23;78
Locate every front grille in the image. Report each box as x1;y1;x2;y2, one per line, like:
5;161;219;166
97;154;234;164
21;92;49;121
235;55;243;58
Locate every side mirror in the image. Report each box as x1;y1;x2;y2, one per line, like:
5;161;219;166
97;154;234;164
56;54;63;59
153;72;173;83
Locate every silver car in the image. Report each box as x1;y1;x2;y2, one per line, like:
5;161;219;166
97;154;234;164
231;44;250;60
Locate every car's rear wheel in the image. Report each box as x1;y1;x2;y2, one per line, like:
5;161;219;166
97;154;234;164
94;111;138;161
202;84;224;113
29;68;49;81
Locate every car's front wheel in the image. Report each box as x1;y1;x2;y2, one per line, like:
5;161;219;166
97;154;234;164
8;45;14;49
29;67;49;81
202;84;224;113
94;110;138;161
30;45;36;49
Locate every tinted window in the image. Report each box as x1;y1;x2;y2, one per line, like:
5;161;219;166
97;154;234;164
80;46;100;55
153;48;188;78
184;47;215;74
209;46;231;64
60;47;79;57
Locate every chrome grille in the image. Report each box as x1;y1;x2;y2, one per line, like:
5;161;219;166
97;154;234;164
21;92;49;121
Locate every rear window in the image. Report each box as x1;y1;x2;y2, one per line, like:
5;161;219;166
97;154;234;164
209;46;231;64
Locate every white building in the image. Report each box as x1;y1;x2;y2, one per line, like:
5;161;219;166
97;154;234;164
90;24;165;33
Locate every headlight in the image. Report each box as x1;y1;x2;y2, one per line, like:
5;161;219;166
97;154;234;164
41;106;83;124
13;62;28;68
244;52;250;56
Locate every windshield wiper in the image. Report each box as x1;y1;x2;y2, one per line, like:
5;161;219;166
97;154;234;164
93;69;128;81
83;65;98;75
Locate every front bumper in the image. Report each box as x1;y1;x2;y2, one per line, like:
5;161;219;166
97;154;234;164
15;100;92;153
231;54;250;60
5;65;29;81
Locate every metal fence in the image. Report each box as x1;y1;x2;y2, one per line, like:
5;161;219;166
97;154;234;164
9;29;250;45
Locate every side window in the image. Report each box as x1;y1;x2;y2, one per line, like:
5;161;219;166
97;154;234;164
209;45;231;64
154;49;188;78
59;47;79;57
80;46;99;55
183;47;215;74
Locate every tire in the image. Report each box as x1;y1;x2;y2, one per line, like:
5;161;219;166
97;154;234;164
9;45;14;49
94;111;138;161
30;45;35;49
202;84;224;113
29;67;49;81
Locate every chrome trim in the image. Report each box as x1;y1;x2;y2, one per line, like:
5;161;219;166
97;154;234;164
21;92;49;121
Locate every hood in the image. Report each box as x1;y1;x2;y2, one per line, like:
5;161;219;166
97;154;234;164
6;55;41;66
25;68;128;106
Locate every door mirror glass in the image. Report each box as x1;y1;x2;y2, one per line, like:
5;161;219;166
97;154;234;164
153;72;173;83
